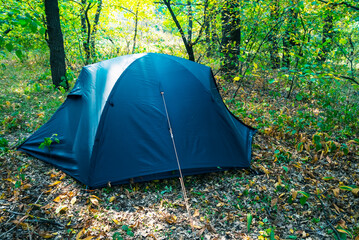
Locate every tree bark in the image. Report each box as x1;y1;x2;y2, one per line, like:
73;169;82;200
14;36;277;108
91;0;103;58
44;0;68;89
221;0;241;73
283;6;298;69
318;10;333;63
132;1;140;54
163;0;195;61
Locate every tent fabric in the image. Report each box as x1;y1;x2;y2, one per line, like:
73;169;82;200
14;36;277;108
18;53;256;188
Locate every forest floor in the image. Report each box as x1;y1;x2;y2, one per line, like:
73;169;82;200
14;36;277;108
0;59;358;240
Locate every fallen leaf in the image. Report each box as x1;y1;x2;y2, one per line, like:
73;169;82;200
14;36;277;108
55;205;68;214
352;188;359;196
39;232;55;238
112;219;120;225
271;198;278;207
147;233;157;240
53;196;62;203
193;209;200;217
109;196;116;203
76;228;85;240
89;195;101;201
21;184;32;190
48;181;61;187
67;191;75;198
291;190;298;200
165;214;177;224
71;197;77;205
89;198;99;206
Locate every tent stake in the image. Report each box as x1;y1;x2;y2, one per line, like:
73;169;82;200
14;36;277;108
160;92;193;226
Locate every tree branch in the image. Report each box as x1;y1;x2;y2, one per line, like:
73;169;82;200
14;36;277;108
318;0;359;10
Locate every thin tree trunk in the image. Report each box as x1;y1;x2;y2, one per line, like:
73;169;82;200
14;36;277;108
44;0;68;89
318;10;333;63
204;0;211;57
283;6;298;69
187;0;193;44
91;0;103;58
163;0;195;61
268;0;280;69
132;1;140;54
84;3;91;64
221;0;241;73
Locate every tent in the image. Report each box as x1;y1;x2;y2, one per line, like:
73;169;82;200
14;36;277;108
18;53;256;188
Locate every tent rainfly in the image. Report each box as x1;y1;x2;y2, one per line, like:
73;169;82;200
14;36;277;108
18;53;257;188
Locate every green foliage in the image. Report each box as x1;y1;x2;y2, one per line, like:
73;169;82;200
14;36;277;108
39;133;60;150
297;191;309;206
112;232;124;240
0;137;9;152
247;213;253;232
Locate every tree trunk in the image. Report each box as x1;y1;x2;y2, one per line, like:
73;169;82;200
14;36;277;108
268;0;280;69
221;0;241;73
163;0;195;61
204;0;212;57
132;1;140;54
44;0;68;89
318;10;333;63
91;0;103;58
283;6;298;69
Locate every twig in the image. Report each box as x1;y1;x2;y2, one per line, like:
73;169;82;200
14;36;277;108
34;191;45;204
0;225;17;239
314;194;341;240
4;210;64;228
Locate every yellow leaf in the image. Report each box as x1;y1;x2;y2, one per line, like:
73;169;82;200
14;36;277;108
233;77;240;82
193;209;200;217
67;191;75;198
292;190;298;200
21;184;32;190
112;219;120;225
48;181;61;187
59;173;66;180
76;228;85;240
165;215;177;224
216;202;224;207
55;205;68;214
352;188;359;196
6;101;10;106
109;196;116;203
53;196;62;203
39;232;55;238
90;198;99;206
71;197;77;205
89;195;101;201
332;188;340;198
191;224;202;229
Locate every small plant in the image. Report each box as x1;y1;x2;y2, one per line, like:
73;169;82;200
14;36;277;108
160;185;172;195
122;225;134;237
298;191;310;206
39;133;59;150
0;137;9;152
112;232;123;240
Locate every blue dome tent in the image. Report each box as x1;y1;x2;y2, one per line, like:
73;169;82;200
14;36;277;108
18;53;256;188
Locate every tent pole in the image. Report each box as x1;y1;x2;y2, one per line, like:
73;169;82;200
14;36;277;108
160;92;193;225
